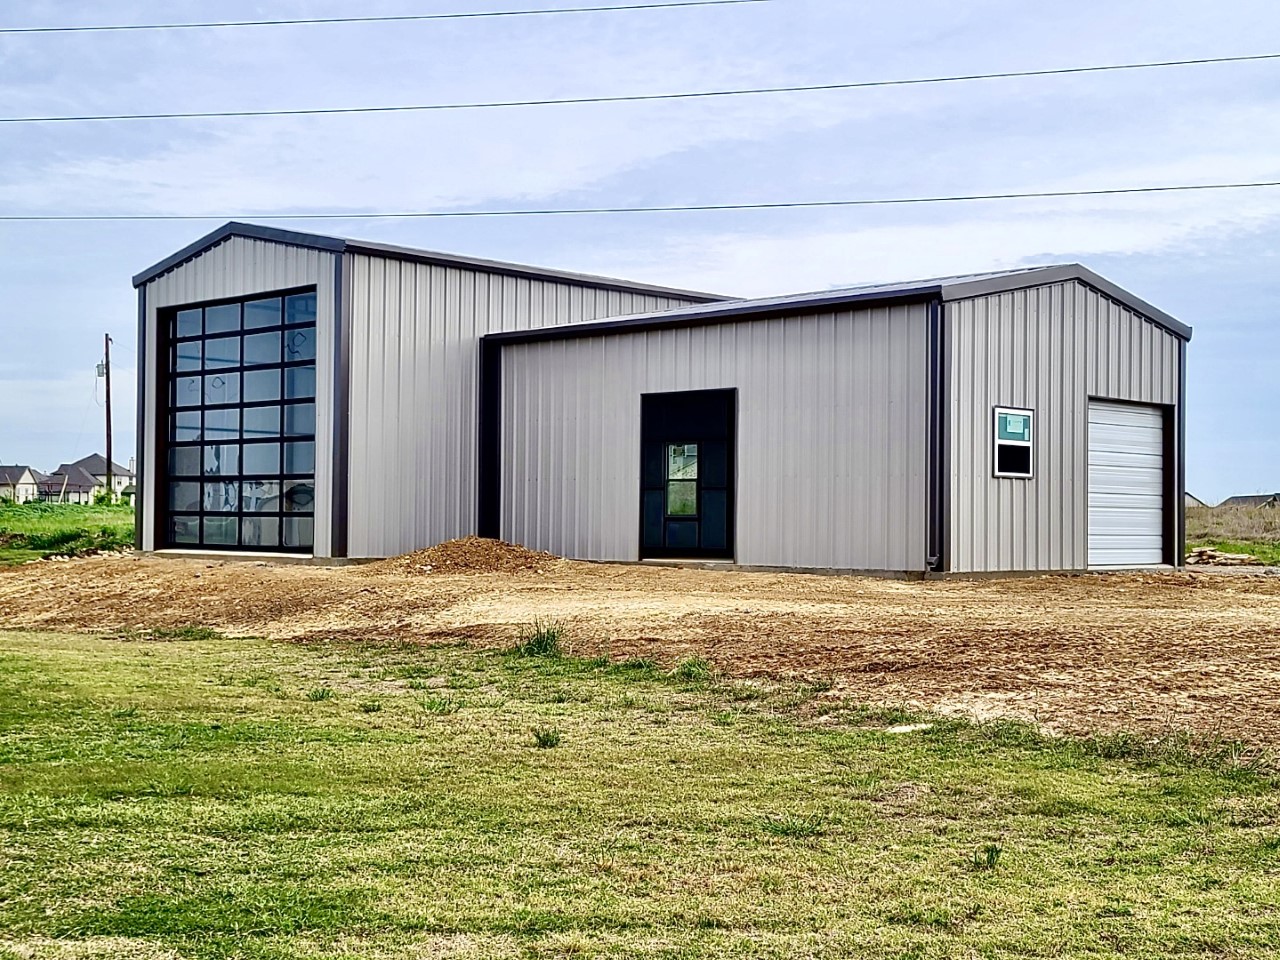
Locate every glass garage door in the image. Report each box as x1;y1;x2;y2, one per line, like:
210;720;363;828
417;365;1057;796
163;289;317;553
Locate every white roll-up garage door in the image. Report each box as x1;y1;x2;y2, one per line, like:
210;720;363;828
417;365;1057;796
1088;401;1166;567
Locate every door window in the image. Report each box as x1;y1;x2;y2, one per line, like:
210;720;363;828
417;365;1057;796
666;443;699;517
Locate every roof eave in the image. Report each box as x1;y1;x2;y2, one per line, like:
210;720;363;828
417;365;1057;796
483;284;943;345
133;222;728;302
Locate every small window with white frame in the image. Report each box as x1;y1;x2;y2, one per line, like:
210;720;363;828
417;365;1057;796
993;406;1034;478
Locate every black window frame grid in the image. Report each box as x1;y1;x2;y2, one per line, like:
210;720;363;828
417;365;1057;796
158;286;318;554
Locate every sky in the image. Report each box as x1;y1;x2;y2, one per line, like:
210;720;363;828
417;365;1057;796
0;0;1277;503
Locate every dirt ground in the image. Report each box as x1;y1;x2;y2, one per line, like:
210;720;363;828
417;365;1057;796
3;542;1280;744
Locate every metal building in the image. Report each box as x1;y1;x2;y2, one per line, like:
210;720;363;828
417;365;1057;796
135;225;1190;574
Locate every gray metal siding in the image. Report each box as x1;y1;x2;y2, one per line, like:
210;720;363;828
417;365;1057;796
345;253;701;558
948;281;1181;573
139;237;338;554
500;304;931;570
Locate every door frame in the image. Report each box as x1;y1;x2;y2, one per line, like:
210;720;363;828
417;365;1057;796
1084;396;1175;569
638;388;737;561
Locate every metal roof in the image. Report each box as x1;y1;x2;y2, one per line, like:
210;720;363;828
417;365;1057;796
484;263;1192;345
132;221;727;302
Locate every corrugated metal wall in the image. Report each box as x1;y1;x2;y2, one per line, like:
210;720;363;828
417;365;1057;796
140;237;337;553
500;304;931;570
947;280;1180;573
344;253;700;558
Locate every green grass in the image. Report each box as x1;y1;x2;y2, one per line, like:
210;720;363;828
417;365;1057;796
1187;539;1280;566
0;631;1277;959
0;501;134;565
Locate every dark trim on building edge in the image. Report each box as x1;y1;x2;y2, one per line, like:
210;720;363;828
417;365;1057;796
477;338;503;539
330;253;350;558
483;266;1191;348
1177;340;1188;566
135;286;147;550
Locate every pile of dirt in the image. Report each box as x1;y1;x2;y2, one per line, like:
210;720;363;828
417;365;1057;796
379;537;560;575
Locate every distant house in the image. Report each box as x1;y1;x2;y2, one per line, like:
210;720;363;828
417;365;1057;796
0;465;42;503
1218;493;1280;509
1185;492;1208;508
36;454;135;505
68;454;135;500
38;464;100;505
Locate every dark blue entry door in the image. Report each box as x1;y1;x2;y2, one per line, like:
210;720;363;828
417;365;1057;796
640;390;735;560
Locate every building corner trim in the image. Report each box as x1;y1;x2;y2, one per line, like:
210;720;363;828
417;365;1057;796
477;338;503;539
330;253;351;558
135;286;147;551
1176;340;1187;567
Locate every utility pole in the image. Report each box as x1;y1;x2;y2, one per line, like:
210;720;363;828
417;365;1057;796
98;334;113;503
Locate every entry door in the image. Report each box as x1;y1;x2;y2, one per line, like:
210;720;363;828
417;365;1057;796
1087;401;1166;567
640;390;735;560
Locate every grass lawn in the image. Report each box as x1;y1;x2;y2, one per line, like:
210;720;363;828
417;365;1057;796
0;502;134;565
0;629;1277;959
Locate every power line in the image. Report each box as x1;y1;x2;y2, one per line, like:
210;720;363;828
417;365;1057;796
6;51;1278;125
0;1;769;35
4;180;1278;222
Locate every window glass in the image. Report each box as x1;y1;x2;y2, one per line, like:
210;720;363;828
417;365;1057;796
171;516;200;544
204;407;239;441
667;481;698;517
284;327;316;362
285;365;316;399
203;444;239;477
665;520;698;549
284;481;315;513
176;309;202;338
242;516;280;548
169;446;201;477
244;331;281;366
243;369;281;403
205;303;239;334
204;373;240;406
175;341;202;371
284;442;315;475
204;336;240;369
668;443;698;480
242;442;281;476
997;445;1032;477
243;298;282;329
204;481;240;513
243;406;280;439
172;410;201;442
174;376;202;408
283;517;314;549
168;482;200;512
203;517;238;546
285;292;317;325
284;403;316;437
242;480;282;512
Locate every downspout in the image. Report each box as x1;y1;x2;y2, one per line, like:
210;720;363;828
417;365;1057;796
926;297;949;573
